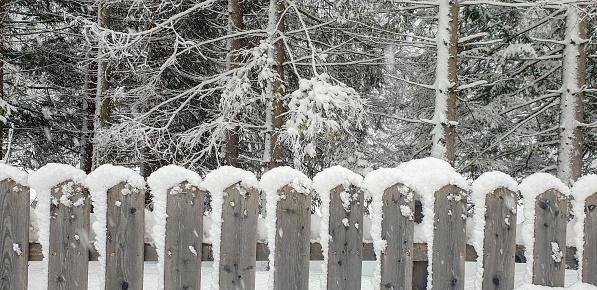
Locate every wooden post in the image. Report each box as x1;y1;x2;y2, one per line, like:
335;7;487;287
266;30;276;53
105;182;145;290
327;184;364;290
582;192;597;285
482;188;517;290
532;189;568;287
273;185;311;290
164;182;204;289
432;185;467;290
48;181;90;289
379;183;414;289
219;183;259;290
0;179;29;289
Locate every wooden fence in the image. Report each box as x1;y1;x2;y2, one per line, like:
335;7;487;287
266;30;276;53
1;162;596;290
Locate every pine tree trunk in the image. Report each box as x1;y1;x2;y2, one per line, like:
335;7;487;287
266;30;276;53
557;6;587;186
80;49;96;173
93;3;111;167
0;0;5;159
431;0;458;166
224;0;243;167
268;0;285;169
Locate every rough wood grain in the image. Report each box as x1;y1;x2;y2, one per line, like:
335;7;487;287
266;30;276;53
327;184;364;290
380;183;414;290
164;182;203;289
219;183;259;290
48;181;90;290
482;187;517;290
582;192;597;285
0;179;29;290
273;185;311;290
432;185;467;290
105;182;145;290
532;189;567;287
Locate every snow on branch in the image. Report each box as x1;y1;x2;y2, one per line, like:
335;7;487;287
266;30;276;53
283;73;365;167
456;80;488;91
458;32;489;44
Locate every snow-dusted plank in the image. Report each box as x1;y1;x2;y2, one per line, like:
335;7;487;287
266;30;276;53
0;173;29;289
164;182;203;289
432;185;467;290
203;166;259;289
262;167;311;290
313;166;363;290
571;175;597;285
29;163;87;288
326;184;364;290
148;165;203;290
470;171;518;290
105;182;145;290
481;187;517;290
380;183;415;290
48;180;90;290
218;184;259;290
582;192;597;285
273;184;311;290
87;164;146;290
532;189;568;286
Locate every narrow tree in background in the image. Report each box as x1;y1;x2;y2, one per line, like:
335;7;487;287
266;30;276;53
557;5;588;186
224;0;244;167
431;0;459;165
264;0;285;169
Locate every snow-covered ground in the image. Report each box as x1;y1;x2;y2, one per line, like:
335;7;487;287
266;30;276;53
27;261;590;289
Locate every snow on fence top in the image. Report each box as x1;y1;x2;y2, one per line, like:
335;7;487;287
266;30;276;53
571;174;597;279
312;165;363;290
203;166;258;289
518;172;570;283
28;163;87;288
260;166;311;290
0;163;28;186
471;171;518;289
147;165;203;290
86;164;145;289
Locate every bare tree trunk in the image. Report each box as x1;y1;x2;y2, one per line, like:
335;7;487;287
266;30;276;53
265;0;285;170
430;0;458;166
0;0;5;159
557;6;587;186
93;2;111;167
80;49;96;173
224;0;243;167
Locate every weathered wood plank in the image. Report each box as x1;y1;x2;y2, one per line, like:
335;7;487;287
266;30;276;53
432;185;467;290
482;187;517;290
219;183;259;290
0;179;29;290
380;183;414;290
582;192;597;285
105;182;145;290
273;185;311;290
48;181;90;290
532;189;567;287
327;184;364;290
164;182;203;289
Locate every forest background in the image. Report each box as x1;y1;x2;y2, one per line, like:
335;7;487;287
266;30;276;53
1;0;596;188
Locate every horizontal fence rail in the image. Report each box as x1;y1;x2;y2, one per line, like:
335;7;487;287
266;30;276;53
0;160;596;289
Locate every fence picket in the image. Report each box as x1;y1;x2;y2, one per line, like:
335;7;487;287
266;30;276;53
582;192;597;285
105;182;145;290
432;185;467;290
273;184;311;290
0;179;29;290
164;181;203;289
380;183;414;290
327;184;364;290
48;181;90;289
532;189;567;286
482;187;517;290
219;183;259;290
